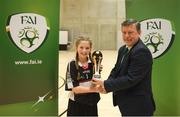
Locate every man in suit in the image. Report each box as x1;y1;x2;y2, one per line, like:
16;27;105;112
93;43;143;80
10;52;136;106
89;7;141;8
92;19;156;116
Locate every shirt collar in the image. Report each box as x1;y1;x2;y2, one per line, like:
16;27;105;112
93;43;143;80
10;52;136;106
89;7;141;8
126;46;131;51
78;57;91;67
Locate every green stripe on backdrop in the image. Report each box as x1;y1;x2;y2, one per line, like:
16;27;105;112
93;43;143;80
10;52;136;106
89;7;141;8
126;0;180;115
0;0;59;115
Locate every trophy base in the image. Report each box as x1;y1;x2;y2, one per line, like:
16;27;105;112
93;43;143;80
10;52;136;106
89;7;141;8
93;74;101;79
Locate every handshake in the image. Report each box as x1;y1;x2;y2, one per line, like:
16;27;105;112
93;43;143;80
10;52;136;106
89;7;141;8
91;78;107;94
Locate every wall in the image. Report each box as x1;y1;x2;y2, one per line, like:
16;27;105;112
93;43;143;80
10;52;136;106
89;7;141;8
60;0;125;50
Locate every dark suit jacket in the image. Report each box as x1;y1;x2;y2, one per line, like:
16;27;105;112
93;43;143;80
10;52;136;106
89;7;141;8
104;39;155;115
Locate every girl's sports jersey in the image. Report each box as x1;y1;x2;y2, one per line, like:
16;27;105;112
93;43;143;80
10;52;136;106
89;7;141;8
65;59;100;105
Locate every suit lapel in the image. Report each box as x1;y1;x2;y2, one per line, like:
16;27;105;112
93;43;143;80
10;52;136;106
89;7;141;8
116;39;141;73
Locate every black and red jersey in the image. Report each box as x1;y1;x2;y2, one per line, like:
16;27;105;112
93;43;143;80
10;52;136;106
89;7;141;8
65;59;100;105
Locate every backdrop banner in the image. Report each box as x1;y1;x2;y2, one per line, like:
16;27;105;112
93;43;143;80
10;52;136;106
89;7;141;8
0;0;59;116
126;0;179;115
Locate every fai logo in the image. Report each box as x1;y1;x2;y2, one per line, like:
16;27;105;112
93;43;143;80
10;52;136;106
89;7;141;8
6;13;50;53
140;18;175;59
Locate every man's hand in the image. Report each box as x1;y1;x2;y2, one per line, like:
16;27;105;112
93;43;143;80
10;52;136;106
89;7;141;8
92;78;107;94
92;78;104;86
97;85;107;94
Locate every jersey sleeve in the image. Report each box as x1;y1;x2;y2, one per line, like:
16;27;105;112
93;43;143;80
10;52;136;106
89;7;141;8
65;61;79;91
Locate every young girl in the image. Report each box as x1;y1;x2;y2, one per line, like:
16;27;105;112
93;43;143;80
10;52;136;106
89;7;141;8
65;36;100;116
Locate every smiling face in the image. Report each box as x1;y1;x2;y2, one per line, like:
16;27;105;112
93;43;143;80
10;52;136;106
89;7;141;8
76;40;91;61
121;23;141;48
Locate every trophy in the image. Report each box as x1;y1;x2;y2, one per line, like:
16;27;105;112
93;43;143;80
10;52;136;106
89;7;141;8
92;50;103;79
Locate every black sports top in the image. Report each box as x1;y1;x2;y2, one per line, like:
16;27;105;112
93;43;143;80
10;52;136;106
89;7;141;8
65;59;100;105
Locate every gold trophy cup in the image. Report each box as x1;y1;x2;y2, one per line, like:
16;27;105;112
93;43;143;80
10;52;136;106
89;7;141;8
92;50;103;79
